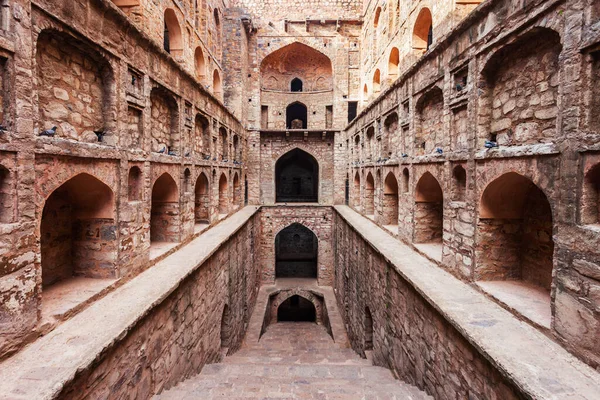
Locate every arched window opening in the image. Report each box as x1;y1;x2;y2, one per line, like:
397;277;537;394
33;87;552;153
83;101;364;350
151;173;180;243
194;172;209;225
213;70;222;99
452;165;467;202
286;102;307;129
291;78;303;92
233;173;240;205
164;9;183;57
413;8;433;53
353;172;361;210
220;304;231;353
218;173;228;216
364;307;373;351
363;84;369;102
219;127;228;160
373;69;381;94
582;164;600;225
128;166;142;202
194;46;206;81
388;47;400;78
275;148;319;203
244;178;249;205
277;295;316;322
275;223;318;279
477;173;554;290
476;173;554;327
402;168;410;194
383;172;399;227
41;174;116;288
365;172;375;217
414;172;443;245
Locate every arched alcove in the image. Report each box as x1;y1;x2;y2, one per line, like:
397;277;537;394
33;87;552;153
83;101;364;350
365;172;375;217
415;87;444;155
233;173;240;205
151;173;179;243
413;8;433;52
477;173;554;291
194;46;206;81
275;223;318;279
363;84;369;102
277;295;316;322
218;173;228;215
128;166;142;202
286;102;308;129
402;168;410;194
452;165;467;202
275;148;319;203
219;127;228;160
414;172;443;244
373;69;381;94
383;172;399;227
388;47;400;78
220;304;231;352
164;9;183;57
194;172;209;224
213;69;222;99
353;172;361;209
364;307;373;351
195;114;210;157
41;173;116;287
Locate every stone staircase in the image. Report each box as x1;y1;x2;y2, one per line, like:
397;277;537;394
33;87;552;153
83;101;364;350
155;322;430;399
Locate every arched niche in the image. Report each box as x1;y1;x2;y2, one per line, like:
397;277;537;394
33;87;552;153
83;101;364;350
383;172;399;226
413;8;433;52
275;148;319;203
414;172;443;244
151;173;180;243
164;8;183;57
41;173;117;287
218;173;228;215
286;102;307;129
476;172;554;293
194;172;209;224
365;172;375;216
275;223;318;279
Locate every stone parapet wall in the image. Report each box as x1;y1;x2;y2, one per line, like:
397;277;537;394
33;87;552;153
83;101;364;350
343;0;600;368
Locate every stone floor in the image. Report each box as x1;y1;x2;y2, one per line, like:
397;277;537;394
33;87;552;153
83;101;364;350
476;280;551;329
155;322;430;399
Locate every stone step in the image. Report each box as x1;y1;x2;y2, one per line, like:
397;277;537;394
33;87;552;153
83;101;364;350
156;367;430;399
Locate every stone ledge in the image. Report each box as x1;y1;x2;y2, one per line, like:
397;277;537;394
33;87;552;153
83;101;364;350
0;206;260;400
333;205;600;400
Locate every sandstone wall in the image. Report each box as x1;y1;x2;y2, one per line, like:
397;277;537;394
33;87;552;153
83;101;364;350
258;206;334;286
0;0;246;359
334;213;521;399
343;0;600;368
56;213;260;399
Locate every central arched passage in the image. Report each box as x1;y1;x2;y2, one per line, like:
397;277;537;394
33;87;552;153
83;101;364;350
286;102;307;129
275;148;319;203
275;223;318;279
277;295;316;322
